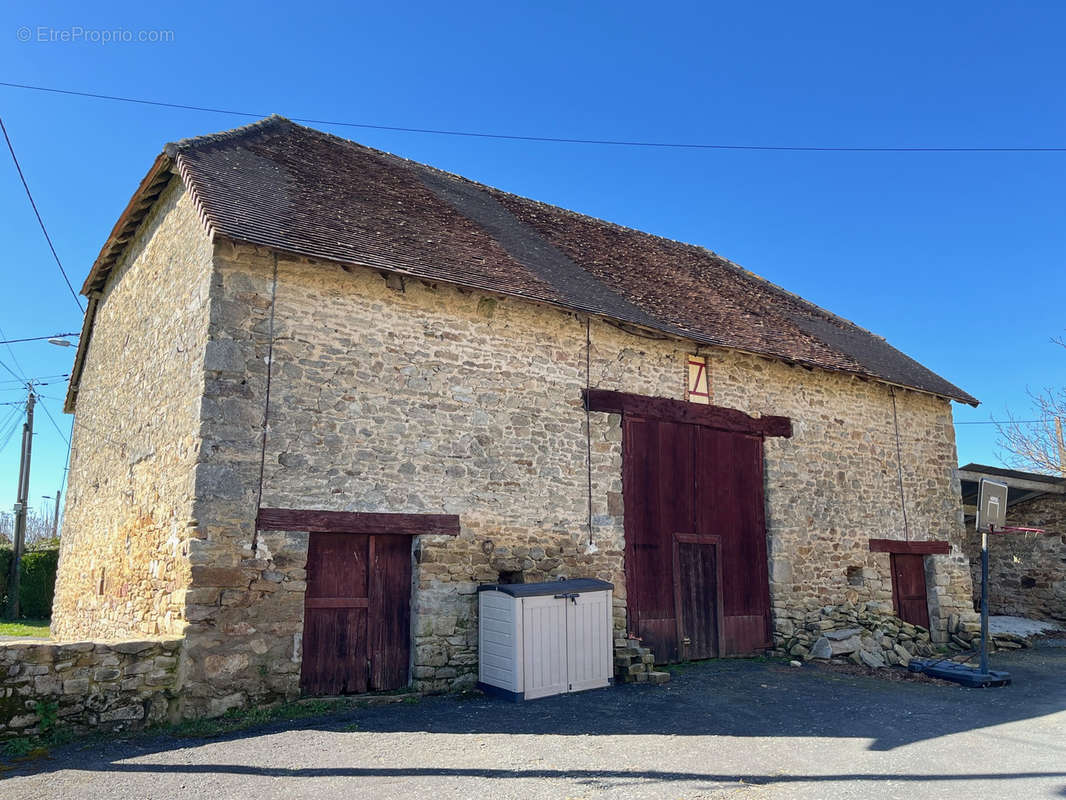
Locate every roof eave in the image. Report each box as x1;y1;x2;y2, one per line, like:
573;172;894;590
212;234;979;407
66;153;178;412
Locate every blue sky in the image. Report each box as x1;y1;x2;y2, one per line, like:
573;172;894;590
1;1;1064;522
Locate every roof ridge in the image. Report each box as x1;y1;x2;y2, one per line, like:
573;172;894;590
164;114;293;156
72;115;976;408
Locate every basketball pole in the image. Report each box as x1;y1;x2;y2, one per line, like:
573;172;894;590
979;524;991;676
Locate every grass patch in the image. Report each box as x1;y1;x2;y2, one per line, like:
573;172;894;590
0;618;50;637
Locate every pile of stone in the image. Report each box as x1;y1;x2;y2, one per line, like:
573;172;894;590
614;637;670;684
773;603;936;668
944;613;1037;652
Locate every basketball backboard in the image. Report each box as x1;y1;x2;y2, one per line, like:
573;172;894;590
976;478;1008;532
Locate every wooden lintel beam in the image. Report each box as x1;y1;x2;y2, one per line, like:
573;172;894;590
583;388;792;438
869;538;950;555
257;507;460;536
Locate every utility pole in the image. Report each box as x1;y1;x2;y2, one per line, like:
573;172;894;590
6;386;35;620
51;488;60;539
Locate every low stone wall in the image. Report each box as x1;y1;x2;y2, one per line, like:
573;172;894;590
772;602;943;667
0;637;182;741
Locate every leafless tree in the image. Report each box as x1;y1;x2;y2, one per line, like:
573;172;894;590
0;506;59;550
996;338;1066;476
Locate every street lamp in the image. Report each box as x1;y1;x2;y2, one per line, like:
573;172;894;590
47;338;74;347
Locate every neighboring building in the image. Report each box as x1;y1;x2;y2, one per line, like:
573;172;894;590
960;464;1066;621
53;117;979;716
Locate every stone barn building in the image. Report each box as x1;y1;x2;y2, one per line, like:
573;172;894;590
960;464;1066;622
54;116;979;716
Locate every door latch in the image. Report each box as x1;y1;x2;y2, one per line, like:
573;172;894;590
681;636;691;646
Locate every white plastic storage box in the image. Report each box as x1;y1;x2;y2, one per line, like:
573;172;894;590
477;578;614;701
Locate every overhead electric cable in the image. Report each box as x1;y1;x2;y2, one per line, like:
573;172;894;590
0;333;80;346
0;115;85;313
2;80;1065;153
0;324;28;381
36;398;69;446
0;357;24;383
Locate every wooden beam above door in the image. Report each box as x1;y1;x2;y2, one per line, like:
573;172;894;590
257;508;460;536
583;388;792;438
869;538;950;555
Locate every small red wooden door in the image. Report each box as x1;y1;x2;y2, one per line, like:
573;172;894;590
673;534;722;660
890;553;930;629
301;533;412;696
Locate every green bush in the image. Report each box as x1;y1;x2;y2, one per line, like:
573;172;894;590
0;546;59;619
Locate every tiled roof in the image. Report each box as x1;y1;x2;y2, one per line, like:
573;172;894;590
78;115;977;407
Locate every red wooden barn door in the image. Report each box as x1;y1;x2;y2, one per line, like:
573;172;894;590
624;417;770;662
623;418;695;663
890;553;930;629
698;427;772;654
301;532;412;696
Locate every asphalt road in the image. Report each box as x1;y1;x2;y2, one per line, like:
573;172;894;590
4;642;1066;799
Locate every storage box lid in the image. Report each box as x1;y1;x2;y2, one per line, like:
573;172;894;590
477;578;614;597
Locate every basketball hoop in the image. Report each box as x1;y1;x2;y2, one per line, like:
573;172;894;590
911;479;1051;687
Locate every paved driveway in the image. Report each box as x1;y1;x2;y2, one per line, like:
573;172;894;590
5;643;1066;799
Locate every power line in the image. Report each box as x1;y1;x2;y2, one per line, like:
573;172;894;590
0;402;24;453
0;332;80;346
36;397;69;446
0;115;85;314
3;80;1066;154
0;357;24;383
0;324;28;381
956;419;1046;425
0;374;69;386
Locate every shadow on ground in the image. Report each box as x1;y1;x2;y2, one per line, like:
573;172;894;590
5;643;1066;791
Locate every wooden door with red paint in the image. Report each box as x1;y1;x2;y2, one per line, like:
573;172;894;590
624;417;771;662
890;553;930;629
301;532;412;696
697;427;772;654
622;418;695;663
673;534;722;660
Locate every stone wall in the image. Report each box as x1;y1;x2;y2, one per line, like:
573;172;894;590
53;180;213;640
772;602;938;667
176;242;974;708
963;493;1066;621
0;637;181;741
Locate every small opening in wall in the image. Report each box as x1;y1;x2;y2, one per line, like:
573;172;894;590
846;566;864;587
497;570;525;585
97;567;106;595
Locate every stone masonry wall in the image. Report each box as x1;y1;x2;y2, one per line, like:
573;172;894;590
53;180;213;640
178;242;974;709
0;637;181;741
963;493;1066;621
